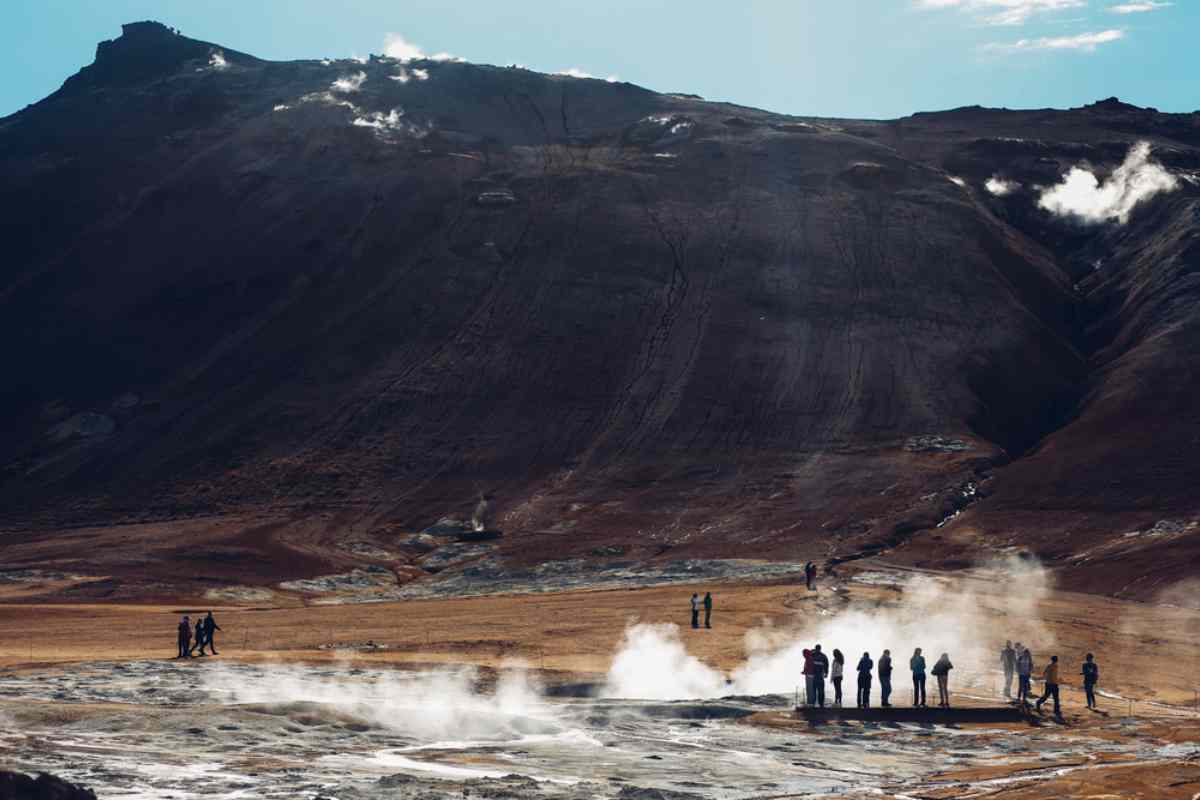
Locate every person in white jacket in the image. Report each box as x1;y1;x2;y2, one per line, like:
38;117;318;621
831;649;845;707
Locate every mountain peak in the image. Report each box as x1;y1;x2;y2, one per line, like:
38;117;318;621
57;21;254;96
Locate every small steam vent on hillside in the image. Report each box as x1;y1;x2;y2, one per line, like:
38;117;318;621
420;494;501;541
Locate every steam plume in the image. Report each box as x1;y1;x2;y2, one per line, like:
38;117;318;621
602;556;1054;700
1038;141;1179;224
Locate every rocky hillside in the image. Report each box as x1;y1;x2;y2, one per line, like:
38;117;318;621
2;21;1197;599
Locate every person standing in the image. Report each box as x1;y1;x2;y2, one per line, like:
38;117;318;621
831;649;845;707
1016;645;1034;705
690;593;700;629
931;652;954;708
203;611;222;655
177;615;192;659
804;562;817;591
910;647;927;707
812;644;829;707
1036;655;1061;717
878;649;894;707
703;592;713;629
192;617;206;656
1001;641;1016;699
856;651;874;708
1081;653;1099;710
802;648;817;706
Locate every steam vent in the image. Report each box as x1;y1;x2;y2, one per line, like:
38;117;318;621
3;9;1200;798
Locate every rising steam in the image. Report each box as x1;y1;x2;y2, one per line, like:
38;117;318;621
471;495;491;532
203;660;556;741
1038;141;1180;224
603;556;1054;700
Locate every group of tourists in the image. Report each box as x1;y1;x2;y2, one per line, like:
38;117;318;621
801;645;955;708
175;611;222;658
797;640;1103;716
1000;640;1101;716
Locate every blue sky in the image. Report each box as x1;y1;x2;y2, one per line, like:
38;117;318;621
2;0;1196;119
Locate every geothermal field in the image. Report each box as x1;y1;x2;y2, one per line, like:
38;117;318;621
4;564;1200;798
4;12;1200;800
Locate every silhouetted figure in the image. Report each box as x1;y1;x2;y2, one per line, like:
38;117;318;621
878;649;893;707
1036;655;1061;717
804;562;817;591
703;592;713;629
690;593;700;629
1082;653;1099;710
192;618;206;656
802;648;817;706
910;647;927;707
812;644;828;707
931;652;954;707
177;615;192;659
1016;645;1033;705
1001;640;1016;699
831;649;845;707
856;652;873;708
203;611;222;655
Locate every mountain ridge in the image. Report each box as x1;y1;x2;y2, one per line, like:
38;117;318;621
2;22;1198;603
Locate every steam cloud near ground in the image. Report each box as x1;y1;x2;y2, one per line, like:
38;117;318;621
604;556;1054;700
1038;141;1180;224
198;559;1053;741
202;658;558;741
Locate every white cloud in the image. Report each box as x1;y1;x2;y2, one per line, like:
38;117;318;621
273;103;290;112
390;66;429;83
1038;141;1180;224
383;33;425;61
382;33;463;63
352;107;431;139
985;175;1021;195
948;175;967;187
984;28;1126;52
916;0;1086;25
1109;1;1171;12
353;108;405;130
208;51;229;70
331;71;367;93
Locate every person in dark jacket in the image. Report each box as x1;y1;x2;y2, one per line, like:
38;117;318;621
811;644;829;707
202;611;222;655
703;592;713;629
1016;644;1034;705
1082;653;1099;710
856;652;874;708
878;649;894;707
931;653;954;708
176;615;192;659
831;649;845;707
192;617;206;656
690;594;700;629
804;562;816;591
1001;641;1016;699
910;647;927;707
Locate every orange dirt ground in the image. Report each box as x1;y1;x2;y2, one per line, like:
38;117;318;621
3;574;1200;798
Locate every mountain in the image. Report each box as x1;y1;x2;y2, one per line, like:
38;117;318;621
2;21;1198;600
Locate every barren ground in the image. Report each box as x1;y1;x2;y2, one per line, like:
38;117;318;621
2;567;1199;798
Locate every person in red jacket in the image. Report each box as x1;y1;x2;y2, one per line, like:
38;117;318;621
802;648;817;706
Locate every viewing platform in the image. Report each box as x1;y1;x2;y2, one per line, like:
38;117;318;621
794;705;1028;723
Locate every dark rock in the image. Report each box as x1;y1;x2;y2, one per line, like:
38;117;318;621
0;771;98;800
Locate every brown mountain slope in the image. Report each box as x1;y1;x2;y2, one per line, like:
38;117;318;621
1;22;1197;600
